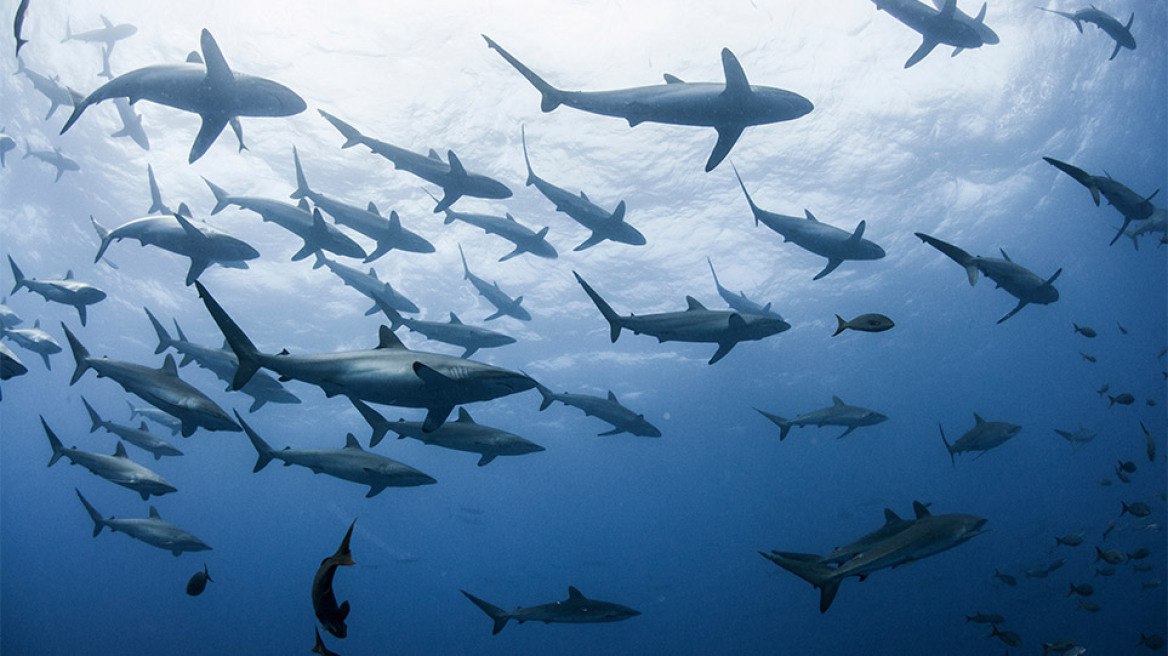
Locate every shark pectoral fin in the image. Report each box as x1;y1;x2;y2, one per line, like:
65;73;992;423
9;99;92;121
597;427;623;436
1109;40;1122;61
836;426;857;439
185;259;211;286
189;115;229;163
708;342;736;365
996;300;1028;324
483;309;506;321
951;47;964;58
574;233;606;251
813;259;843;280
905;38;939;68
291;243;316;261
476;454;496;466
706;125;744;172
422;404;454;433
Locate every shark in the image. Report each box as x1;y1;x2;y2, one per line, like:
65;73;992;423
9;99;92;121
62;323;241;437
760;501;988;612
91;209;259;286
291;146;435;261
43;416;176;500
75;488;211;557
22;142;79;182
1044;157;1158;245
484;35;812;172
354;400;544;465
0;341;27;398
935;0;999;51
61;15;136;59
313;519;357;638
81;396;183;460
458;245;530;321
818;507;918;565
575;271;790;365
534;381;661;437
8;256;106;326
0;297;21;326
521;126;644;251
144;308;300;413
110;97;149;150
870;0;987;68
237;413;435;496
939;413;1021;465
312;252;419;316
204;178;366;261
755;396;888;440
126;400;182;435
61;29;306;163
431;192;557;262
915;232;1061;323
318;109;511;212
1053;426;1096;452
1039;6;1136;60
14;58;76;120
195;282;535;432
734;166;885;280
1122;206;1166;250
0;318;60;369
706;257;781;319
462;586;641;634
376;303;516;359
13;0;29;57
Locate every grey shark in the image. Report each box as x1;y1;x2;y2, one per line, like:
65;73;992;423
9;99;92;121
126;400;181;435
292;146;434;261
534;381;661;437
760;502;988;612
145;307;300;413
1039;6;1135;60
377;303;516;359
313;252;419;316
818;507;917;565
62;323;240;437
8;256;106;325
61;29;306;163
484;35;812;172
462;586;641;634
0;318;60;369
313;519;357;638
0;296;21;326
706;257;781;318
195;282;535;432
756;396;888;440
75;488;210;557
44;417;176;500
15;58;76;120
1044;157;1158;245
1122;205;1166;249
433;193;557;262
915;232;1061;323
110;97;149;149
1053;426;1096;452
319;109;511;212
61;15;136;59
237;413;435;496
575;271;790;365
459;245;530;321
205;178;366;261
354;401;543;465
934;0;999;50
81;396;183;460
92;209;259;286
735;166;885;280
871;0;987;68
0;341;28;397
521;126;643;251
939;413;1022;465
22;142;79;182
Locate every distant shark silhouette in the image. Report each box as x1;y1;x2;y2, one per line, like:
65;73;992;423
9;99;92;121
871;0;988;68
1039;6;1135;60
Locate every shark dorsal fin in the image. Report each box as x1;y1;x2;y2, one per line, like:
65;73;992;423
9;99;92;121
101;15;114;29
186;51;203;64
884;508;901;524
663;73;685;84
148;506;161;519
999;248;1011;262
579;191;590;202
832;396;845;406
447;151;466;178
367;201;380;215
938;0;957;18
849;221;866;242
199;30;234;89
449;313;462;324
974;412;985;424
160;354;179;376
607;390;618;403
65;270;75;279
139;421;149;431
343;433;363;450
34;318;40;328
428;149;441;161
804;210;818;222
389;211;401;229
567;586;585;600
505;213;516;222
177;203;193;218
685;296;707;311
367;267;379;280
377;326;407;349
456;407;475;424
720;49;751;100
913;501;931;518
297;198;311;212
113;442;129;458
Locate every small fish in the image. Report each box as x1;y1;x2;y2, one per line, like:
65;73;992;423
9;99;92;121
1066;582;1094;597
1073;323;1097;338
1095;383;1110;397
832;313;894;336
1123;501;1153;518
1117;321;1128;334
1096;547;1124;565
1141;634;1167;649
1055;532;1084;547
1045;558;1067;573
1109;392;1135;406
186;563;212;596
992;569;1016;586
1077;599;1101;613
1043;638;1078;654
1095;566;1116;576
1080;352;1096;363
1147;399;1158;407
1118;460;1138;474
1098;478;1114;487
1117;468;1132;484
1127;547;1151;561
989;625;1023;647
1142;422;1157;462
965;612;1005;624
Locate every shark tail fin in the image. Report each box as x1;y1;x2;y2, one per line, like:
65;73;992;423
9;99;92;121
534;380;555;411
75;488;107;537
290;145;311;200
43;416;66;467
351;397;391;447
194;282;261;390
203;177;232;215
939;424;955;467
832;314;849;337
461;590;510;635
235;411;275;472
755;408;792;440
915;232;979;285
759;552;842;613
147;164;169;214
81;396;103;433
573;272;622;342
8;255;26;295
318;109;365;149
61;323;92;385
144;307;173;355
482;36;564;112
90;215;113;263
730;162;765;225
520;125;536;186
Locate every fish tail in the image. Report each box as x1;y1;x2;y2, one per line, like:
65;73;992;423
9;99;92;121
143;306;173;355
573;272;622;342
730;163;763;226
521;125;535;186
290;145;311;200
758;552;842;613
235;412;275;472
914;232;979;285
80;396;103;433
90;215;113;263
61;323;92;385
534;381;555;411
42;416;66;467
194;282;261;389
482;35;564;112
461;590;510;635
317;109;365;149
74;488;107;537
202;177;232;215
832;314;848;337
8;255;25;294
939;424;955;467
351;398;391;447
755;408;792;441
335;519;357;566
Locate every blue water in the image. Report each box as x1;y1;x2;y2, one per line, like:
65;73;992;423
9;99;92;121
1;1;1165;654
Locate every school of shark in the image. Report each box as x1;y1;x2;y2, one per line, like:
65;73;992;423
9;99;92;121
1;1;1164;654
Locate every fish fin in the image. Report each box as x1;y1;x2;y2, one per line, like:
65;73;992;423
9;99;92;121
477;454;496;466
813;259;843;280
189;115;228;163
706;125;744;172
905;37;939;68
832;315;848;337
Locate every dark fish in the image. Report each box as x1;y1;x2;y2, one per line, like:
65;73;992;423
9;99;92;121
1072;323;1097;338
1108;392;1135;406
1140;634;1166;649
1080;352;1096;363
1143;421;1157;462
1055;533;1084;547
1117;321;1128;334
989;625;1023;647
1095;547;1124;564
992;569;1016;586
832;313;895;336
13;0;29;56
312;628;342;656
965;612;1004;624
1066;582;1094;597
313;519;357;638
1118;460;1138;473
1127;547;1151;561
186;563;212;596
1096;383;1109;397
1122;501;1153;518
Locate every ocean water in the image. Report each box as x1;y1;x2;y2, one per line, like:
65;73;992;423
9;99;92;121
1;1;1165;654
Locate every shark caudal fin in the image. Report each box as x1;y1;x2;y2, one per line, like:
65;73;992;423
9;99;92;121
75;488;108;537
194;282;261;390
290;145;312;200
482;36;565;113
143;307;176;356
914;232;979;286
461;590;510;635
8;255;27;295
147;164;170;214
573;272;622;342
42;416;67;467
234;411;275;472
939;423;956;467
350;397;391;447
730;163;766;226
318;109;365;149
758;552;843;613
1043;157;1101;205
61;323;92;385
832;314;849;337
81;396;104;433
755;408;792;440
532;379;555;411
202;177;233;215
520;125;537;186
91;216;114;263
